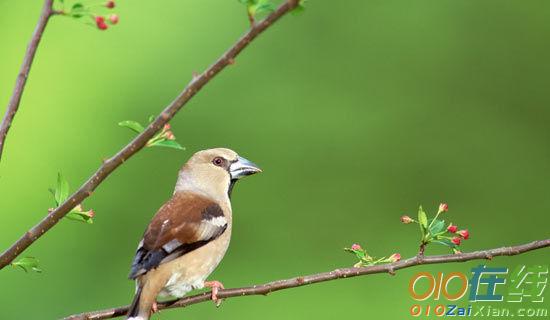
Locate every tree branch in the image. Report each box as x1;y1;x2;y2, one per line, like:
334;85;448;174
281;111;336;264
63;238;550;320
0;0;300;270
0;0;55;163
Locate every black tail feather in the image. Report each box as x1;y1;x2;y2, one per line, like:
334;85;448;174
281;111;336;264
127;285;143;319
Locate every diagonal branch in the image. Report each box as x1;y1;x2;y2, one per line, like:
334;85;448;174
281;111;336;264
0;0;300;270
0;0;55;163
63;238;550;320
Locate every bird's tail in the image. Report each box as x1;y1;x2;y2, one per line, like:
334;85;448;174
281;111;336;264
127;285;146;320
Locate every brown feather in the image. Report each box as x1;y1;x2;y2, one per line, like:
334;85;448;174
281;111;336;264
144;193;217;248
129;192;227;279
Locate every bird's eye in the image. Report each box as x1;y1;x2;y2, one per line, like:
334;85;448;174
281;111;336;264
212;157;224;167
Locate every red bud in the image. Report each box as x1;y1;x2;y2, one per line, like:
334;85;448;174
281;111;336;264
106;0;115;8
451;237;461;245
351;243;362;251
95;16;108;30
458;229;469;240
447;224;458;233
97;22;108;30
438;203;449;213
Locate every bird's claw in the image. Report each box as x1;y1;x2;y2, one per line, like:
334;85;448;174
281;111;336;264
204;280;225;307
151;301;159;314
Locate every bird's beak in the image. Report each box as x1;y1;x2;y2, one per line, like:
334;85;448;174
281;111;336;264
229;156;262;179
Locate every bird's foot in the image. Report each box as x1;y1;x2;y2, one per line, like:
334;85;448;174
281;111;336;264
204;280;225;307
151;301;159;314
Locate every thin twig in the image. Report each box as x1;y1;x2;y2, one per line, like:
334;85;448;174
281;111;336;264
0;0;300;270
63;239;550;320
418;242;426;256
0;0;55;163
248;12;256;27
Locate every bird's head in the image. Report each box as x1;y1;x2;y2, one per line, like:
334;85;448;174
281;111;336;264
175;148;262;200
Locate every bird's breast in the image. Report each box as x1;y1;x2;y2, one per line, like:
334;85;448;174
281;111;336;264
159;224;232;298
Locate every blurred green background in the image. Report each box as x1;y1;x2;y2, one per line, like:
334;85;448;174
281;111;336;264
1;0;549;319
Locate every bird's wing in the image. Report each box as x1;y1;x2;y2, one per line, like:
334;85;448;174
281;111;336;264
129;193;228;279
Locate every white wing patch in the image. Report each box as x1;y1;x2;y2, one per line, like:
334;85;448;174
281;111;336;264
162;239;182;253
208;216;227;227
194;216;227;240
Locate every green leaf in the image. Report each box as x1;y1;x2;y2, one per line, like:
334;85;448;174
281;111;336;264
12;257;42;273
429;219;445;235
70;3;85;17
241;0;274;17
118;120;145;133
433;239;457;249
254;2;275;15
354;250;366;260
361;255;373;263
344;247;370;262
292;0;308;14
55;173;69;206
66;211;94;224
418;206;428;237
149;140;185;150
148;115;156;123
48;188;56;198
65;204;94;224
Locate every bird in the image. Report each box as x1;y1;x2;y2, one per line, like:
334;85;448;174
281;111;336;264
126;148;262;320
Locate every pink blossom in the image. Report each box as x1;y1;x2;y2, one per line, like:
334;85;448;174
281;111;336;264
400;215;413;224
109;14;119;25
389;253;401;262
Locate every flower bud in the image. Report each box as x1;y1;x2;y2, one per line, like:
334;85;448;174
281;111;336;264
447;224;458;233
109;14;119;25
165;131;175;140
95;16;108;30
389;253;401;262
451;237;461;245
457;229;469;240
400;215;413;224
351;243;362;251
163;123;171;131
438;203;449;214
88;209;95;218
106;0;115;8
98;22;108;30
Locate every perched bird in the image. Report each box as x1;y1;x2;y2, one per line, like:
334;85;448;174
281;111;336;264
127;148;261;320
